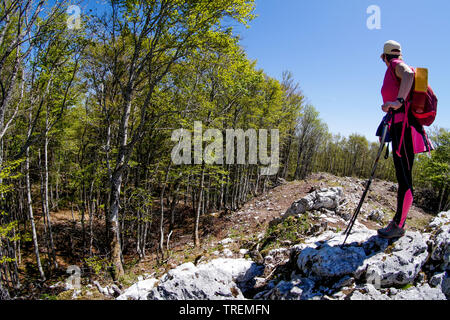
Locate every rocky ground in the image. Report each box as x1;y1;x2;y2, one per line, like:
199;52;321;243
112;174;449;301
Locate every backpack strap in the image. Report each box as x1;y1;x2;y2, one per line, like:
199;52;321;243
396;101;410;161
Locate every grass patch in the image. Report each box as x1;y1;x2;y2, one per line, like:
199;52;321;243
259;215;311;256
400;283;414;290
406;216;432;231
56;286;109;300
228;224;247;240
118;272;140;287
327;181;345;188
40;293;58;300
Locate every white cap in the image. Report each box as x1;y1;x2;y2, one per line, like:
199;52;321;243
383;40;402;55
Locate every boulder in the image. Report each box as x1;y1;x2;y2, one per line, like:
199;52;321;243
93;280;110;296
390;283;446;300
117;279;159;300
348;284;390;300
429;224;450;272
367;209;385;223
262;248;291;277
219;238;234;245
355;232;429;287
301;222;380;249
222;248;234;257
428;211;450;230
254;276;320;300
110;284;122;297
146;258;263;300
284;187;343;217
297;244;366;280
332;275;354;290
429;272;450;299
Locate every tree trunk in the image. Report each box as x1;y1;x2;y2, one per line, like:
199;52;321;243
44;111;57;269
26;147;45;280
294;143;304;181
438;184;446;213
159;163;172;256
108;94;134;278
282;128;294;179
89;180;95;256
194;162;206;247
254;169;260;195
169;183;180;230
109;170;125;278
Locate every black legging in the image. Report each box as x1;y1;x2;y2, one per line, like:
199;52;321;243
390;121;414;228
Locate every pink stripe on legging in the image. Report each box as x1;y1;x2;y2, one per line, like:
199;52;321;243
399;189;413;228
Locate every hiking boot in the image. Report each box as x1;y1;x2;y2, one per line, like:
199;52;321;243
377;221;405;239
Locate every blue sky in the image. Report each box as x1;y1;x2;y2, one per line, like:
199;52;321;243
234;0;450;141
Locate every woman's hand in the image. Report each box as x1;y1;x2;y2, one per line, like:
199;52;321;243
382;100;402;113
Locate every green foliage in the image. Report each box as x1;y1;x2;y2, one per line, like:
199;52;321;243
0;160;24;196
260;215;311;255
311;129;396;182
0;220;19;241
84;256;113;276
40;293;58;300
416;128;449;188
0;255;16;264
0;160;25;260
414;128;449;212
400;283;414;290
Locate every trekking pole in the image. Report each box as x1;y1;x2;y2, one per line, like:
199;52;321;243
341;111;392;247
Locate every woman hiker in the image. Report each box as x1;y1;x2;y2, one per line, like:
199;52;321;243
377;40;417;239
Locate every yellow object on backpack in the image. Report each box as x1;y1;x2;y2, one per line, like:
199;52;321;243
411;68;429;114
414;68;428;92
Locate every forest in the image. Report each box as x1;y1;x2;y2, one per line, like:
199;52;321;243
0;0;448;298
